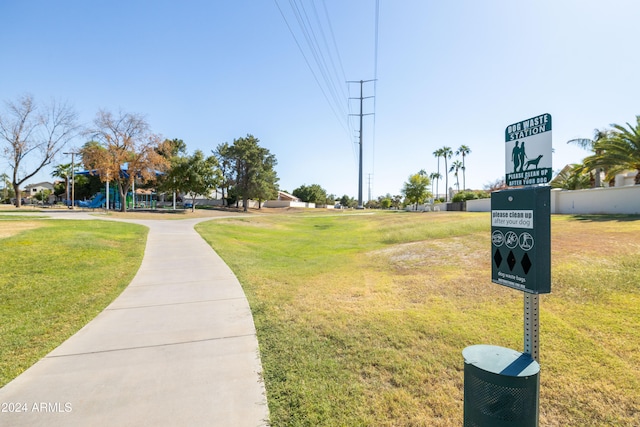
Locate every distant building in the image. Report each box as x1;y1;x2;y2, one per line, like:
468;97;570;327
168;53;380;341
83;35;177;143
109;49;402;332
24;182;54;196
275;191;300;202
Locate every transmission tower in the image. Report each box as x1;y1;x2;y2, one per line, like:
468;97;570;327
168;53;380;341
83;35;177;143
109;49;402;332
348;79;375;208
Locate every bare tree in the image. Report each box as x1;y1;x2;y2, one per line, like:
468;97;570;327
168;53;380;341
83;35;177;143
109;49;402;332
0;94;79;207
82;110;168;212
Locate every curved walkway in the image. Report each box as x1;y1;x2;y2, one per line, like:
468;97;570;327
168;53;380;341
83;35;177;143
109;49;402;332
0;211;269;426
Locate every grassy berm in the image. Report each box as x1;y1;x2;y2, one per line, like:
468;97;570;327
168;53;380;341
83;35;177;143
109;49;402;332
197;211;640;427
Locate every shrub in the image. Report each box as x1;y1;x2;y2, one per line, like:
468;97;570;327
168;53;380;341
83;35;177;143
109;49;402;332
452;190;489;202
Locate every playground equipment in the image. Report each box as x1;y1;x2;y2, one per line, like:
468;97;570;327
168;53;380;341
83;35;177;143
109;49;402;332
77;192;106;209
77;164;161;210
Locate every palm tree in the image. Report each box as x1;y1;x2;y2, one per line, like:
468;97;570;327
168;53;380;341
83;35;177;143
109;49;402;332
584;117;640;185
567;129;609;187
550;164;591;190
51;163;73;202
432;148;444;200
441;146;453;201
449;159;463;192
429;172;441;201
455;145;471;190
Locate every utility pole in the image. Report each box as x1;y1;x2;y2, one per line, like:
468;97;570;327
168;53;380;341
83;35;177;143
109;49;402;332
367;173;373;203
348;79;375;209
63;151;79;209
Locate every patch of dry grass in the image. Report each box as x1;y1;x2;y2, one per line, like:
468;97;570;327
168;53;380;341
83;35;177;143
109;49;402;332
0;221;44;238
198;212;640;426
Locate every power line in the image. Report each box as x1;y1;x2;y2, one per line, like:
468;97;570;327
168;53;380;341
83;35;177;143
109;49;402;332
291;0;347;122
320;0;348;99
272;0;350;137
371;0;380;178
273;0;382;185
311;1;349;108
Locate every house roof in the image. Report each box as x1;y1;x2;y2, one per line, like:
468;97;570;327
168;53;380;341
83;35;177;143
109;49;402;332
24;182;54;189
277;191;300;201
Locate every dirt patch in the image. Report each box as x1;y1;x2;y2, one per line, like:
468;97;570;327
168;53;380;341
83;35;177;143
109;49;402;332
370;236;487;273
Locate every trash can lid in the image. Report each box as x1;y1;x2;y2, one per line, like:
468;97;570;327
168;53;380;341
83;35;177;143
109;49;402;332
463;344;540;377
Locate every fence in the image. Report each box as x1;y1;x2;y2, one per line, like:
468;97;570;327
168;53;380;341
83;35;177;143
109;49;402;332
466;186;640;215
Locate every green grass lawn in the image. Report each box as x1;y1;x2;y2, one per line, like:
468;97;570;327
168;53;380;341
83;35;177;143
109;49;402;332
0;218;147;387
197;211;640;427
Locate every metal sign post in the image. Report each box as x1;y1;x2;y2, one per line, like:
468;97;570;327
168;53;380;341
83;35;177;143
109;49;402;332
524;293;540;361
501;113;553;364
463;114;552;426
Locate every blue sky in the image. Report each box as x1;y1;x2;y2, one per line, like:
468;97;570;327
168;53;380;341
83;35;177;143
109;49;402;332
2;0;639;199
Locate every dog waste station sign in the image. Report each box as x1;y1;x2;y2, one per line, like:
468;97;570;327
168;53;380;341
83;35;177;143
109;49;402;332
463;114;552;427
496;113;552;294
505;113;552;187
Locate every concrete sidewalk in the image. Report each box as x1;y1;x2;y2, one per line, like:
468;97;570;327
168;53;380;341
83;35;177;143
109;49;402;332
0;215;269;426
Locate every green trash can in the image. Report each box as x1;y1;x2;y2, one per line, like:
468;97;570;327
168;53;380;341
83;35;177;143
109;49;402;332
463;345;539;427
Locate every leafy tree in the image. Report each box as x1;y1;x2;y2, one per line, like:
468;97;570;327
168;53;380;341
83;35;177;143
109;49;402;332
455;145;471;190
156;138;187;160
293;184;328;204
584;117;640;185
225;186;239;207
82;110;168;211
402;171;431;210
392;194;403;209
169;150;221;212
449;159;464;192
339;194;357;208
380;196;392;209
253;158;279;208
33;188;52;204
53;181;66;199
155;138;188;205
0;94;79;207
213;142;234;206
365;199;381;209
226;135;279;212
73;174;100;202
0;173;11;202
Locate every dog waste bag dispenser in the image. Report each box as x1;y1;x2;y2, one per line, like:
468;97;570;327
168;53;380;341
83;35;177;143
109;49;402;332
490;186;551;294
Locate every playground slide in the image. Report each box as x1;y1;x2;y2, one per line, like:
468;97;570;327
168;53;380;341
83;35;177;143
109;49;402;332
78;193;105;209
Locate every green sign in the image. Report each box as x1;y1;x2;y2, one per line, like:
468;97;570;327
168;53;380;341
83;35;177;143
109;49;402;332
505;114;552;187
491;187;550;294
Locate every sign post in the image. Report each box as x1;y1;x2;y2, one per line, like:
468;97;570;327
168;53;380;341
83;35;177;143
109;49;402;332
500;113;552;364
463;114;552;426
491;186;550;361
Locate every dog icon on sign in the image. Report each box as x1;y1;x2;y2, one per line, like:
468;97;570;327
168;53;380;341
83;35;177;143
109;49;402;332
505;231;518;249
